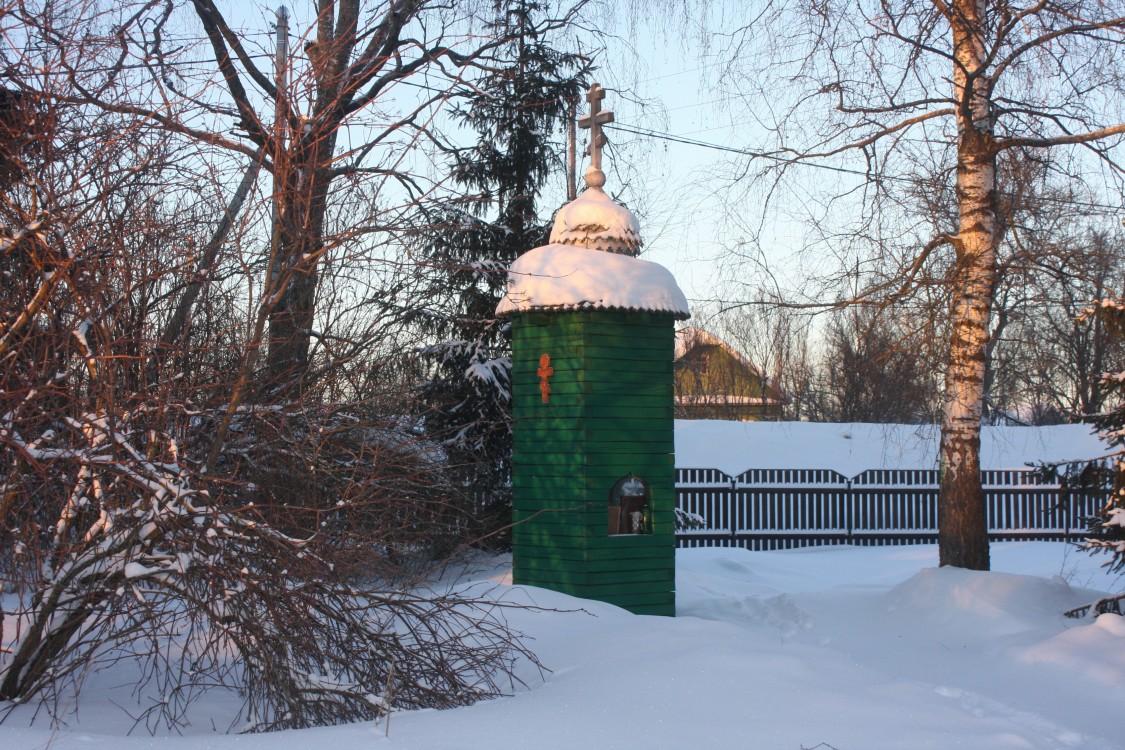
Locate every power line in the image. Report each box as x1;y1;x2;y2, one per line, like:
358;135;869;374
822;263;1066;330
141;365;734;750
607;122;1125;214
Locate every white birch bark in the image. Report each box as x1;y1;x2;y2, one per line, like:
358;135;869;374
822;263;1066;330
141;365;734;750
939;0;997;569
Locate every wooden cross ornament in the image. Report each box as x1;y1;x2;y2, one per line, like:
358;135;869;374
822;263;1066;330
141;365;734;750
537;353;554;403
578;83;614;188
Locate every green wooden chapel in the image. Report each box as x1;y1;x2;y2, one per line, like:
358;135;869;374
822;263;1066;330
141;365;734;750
496;84;690;616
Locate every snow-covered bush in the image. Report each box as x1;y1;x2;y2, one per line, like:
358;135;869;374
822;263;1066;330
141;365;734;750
0;405;539;731
0;30;536;728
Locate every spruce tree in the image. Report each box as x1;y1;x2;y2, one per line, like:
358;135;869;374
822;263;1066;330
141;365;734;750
409;0;589;546
1075;298;1125;574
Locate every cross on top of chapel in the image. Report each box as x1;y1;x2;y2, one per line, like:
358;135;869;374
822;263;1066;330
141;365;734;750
578;83;614;189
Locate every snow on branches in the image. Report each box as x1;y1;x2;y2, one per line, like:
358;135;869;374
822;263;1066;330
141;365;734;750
0;409;539;731
1074;297;1125;574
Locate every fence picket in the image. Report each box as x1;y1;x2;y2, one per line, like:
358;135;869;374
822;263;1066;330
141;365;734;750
675;465;1106;550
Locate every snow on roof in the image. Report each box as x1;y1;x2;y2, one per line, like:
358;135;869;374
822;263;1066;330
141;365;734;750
676;327;766;378
548;187;642;255
495;243;691;319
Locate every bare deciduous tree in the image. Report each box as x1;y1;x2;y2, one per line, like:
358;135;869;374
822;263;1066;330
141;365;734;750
703;0;1125;569
817;306;939;423
1;0;584;729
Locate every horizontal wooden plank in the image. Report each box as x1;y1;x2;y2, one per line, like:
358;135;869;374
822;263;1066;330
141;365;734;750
512;576;586;596
513;520;613;536
514;341;670;357
589;533;675;551
526;566;672;587
512;525;598;541
511;464;672;481
516;527;677;545
513;524;678;545
586;548;675;566
514;399;674;416
511;453;676;472
514;428;674;445
512;332;672;351
519;553;673;574
510;502;596;516
511;476;676;495
624;601;677;617
511;514;676;536
512;501;592;514
512;542;590;559
510;492;676;510
516;412;675;427
512;351;672;371
515;515;608;533
579;579;676;599
513;564;591;581
513;312;672;334
510;377;671;395
514;436;675;449
513;440;675;456
513;548;589;564
513;404;673;420
512;552;592;570
511;379;672;396
514;416;675;434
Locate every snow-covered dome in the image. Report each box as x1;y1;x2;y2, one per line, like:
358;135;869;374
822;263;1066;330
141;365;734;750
495;81;689;320
495;243;690;319
549;186;642;256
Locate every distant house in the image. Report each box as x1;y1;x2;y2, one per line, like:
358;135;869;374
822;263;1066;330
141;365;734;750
674;327;787;421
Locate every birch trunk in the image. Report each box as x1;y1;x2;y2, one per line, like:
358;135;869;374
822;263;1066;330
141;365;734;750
938;0;997;570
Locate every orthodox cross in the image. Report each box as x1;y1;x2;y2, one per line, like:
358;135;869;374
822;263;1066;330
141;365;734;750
537;353;555;404
578;83;614;189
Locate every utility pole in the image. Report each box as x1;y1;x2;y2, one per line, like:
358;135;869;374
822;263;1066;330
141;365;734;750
274;6;289;146
204;6;290;472
566;95;577;200
264;4;288;330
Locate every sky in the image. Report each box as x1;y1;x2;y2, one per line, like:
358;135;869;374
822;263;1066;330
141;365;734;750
587;28;750;310
191;0;1125;329
215;3;733;293
202;2;853;318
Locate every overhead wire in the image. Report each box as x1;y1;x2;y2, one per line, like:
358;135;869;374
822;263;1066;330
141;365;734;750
606;122;1125;214
13;26;1122;214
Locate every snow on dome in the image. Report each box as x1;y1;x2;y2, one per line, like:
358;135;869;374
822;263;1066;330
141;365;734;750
495;243;690;319
549;187;642;256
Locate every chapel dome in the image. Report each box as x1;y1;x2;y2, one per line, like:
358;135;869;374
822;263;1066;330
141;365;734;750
549;185;642;256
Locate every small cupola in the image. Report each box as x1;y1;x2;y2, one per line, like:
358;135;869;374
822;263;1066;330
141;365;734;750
548;83;642;256
549;187;642;256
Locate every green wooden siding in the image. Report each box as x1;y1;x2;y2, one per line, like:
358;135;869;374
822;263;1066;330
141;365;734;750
510;309;677;616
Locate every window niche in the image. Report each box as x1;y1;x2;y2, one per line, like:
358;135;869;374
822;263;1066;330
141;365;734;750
608;474;651;536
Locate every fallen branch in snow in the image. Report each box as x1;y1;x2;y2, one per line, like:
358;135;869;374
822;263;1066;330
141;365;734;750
1063;593;1125;619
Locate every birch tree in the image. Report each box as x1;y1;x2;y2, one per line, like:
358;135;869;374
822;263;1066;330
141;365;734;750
705;0;1125;569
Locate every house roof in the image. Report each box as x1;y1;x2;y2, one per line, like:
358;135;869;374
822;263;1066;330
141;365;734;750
675;327;788;402
675;327;765;378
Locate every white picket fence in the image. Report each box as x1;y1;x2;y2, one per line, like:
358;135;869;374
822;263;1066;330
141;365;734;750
675;466;1107;550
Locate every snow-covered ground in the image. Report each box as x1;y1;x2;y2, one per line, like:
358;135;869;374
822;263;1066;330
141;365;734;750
3;542;1123;750
674;421;1107;476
